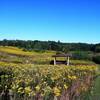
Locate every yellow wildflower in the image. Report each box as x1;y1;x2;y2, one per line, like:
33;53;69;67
31;91;36;96
64;84;68;89
18;87;23;93
53;87;61;96
35;85;40;91
25;86;31;94
72;76;77;80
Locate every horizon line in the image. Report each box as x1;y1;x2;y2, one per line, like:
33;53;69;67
0;38;99;44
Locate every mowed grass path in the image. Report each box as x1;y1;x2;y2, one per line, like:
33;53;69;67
94;76;100;94
92;65;100;100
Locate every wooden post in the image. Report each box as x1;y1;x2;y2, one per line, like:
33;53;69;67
66;57;67;65
67;56;69;66
54;57;56;65
9;90;13;100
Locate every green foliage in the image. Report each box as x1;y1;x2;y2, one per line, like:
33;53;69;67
0;68;13;93
93;55;100;64
72;51;92;60
95;46;100;53
0;40;94;52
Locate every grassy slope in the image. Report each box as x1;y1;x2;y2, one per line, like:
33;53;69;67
0;46;37;56
0;46;56;64
0;46;96;65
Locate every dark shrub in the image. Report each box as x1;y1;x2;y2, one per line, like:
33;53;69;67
93;55;100;64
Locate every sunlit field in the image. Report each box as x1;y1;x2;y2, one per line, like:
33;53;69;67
0;46;99;100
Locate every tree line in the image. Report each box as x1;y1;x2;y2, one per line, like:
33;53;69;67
0;39;100;53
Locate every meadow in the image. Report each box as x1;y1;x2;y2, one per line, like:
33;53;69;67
0;46;99;100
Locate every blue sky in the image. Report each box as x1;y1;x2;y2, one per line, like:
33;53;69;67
0;0;100;43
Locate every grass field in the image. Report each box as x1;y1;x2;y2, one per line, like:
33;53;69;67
0;46;99;100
